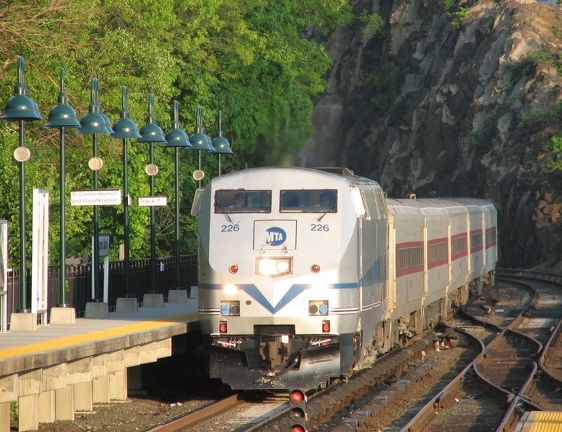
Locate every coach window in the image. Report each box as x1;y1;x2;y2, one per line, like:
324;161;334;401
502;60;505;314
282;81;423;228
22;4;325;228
280;189;337;213
470;231;483;252
486;227;497;247
214;190;271;213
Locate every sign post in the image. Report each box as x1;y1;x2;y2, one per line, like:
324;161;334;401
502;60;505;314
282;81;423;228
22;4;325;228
0;221;7;332
92;233;110;303
72;188;120;310
31;189;49;325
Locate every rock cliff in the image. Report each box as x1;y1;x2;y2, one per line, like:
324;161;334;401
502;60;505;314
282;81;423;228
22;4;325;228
302;0;562;270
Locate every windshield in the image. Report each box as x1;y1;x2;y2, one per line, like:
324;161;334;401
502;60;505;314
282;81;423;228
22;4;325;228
280;189;337;213
214;190;272;213
214;189;338;214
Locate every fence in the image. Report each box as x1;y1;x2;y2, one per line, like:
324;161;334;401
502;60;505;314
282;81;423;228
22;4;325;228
4;254;198;320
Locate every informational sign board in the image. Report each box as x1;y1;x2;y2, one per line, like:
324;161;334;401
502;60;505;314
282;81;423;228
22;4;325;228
71;189;122;206
31;189;49;323
98;233;110;257
191;188;204;216
138;196;167;206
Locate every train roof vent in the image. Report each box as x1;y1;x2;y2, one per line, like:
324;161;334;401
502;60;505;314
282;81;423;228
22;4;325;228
316;167;355;176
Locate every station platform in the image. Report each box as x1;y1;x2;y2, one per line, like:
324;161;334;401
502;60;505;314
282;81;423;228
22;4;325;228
0;292;199;432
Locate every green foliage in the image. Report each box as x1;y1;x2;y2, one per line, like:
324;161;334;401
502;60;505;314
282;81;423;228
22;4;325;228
541;135;562;174
554;18;562;39
505;57;535;85
450;7;470;29
10;401;17;424
522;100;562;176
359;11;384;39
550;135;562;153
0;0;352;267
361;73;391;91
468;131;481;147
505;49;562;85
523;100;562;127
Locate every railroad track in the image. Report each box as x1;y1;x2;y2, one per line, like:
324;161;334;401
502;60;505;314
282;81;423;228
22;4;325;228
148;270;562;432
402;271;562;432
146;392;289;432
148;333;446;432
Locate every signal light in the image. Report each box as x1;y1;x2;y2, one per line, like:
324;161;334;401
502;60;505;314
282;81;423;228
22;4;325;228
229;264;238;274
322;320;330;333
288;389;307;432
219;320;227;333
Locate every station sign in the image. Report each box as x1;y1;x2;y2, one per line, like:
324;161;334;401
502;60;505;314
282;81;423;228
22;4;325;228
98;233;110;257
138;196;168;207
71;189;122;206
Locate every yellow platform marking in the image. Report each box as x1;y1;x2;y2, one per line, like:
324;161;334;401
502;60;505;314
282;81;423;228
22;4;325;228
520;411;562;432
0;311;198;360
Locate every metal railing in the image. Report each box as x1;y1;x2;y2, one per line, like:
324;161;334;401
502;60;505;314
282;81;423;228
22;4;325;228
4;254;198;319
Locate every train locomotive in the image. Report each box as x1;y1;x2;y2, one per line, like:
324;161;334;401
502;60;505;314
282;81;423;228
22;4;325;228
195;167;497;390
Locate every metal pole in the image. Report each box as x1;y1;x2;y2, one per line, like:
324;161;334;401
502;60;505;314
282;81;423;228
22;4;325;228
123;137;130;296
175;147;181;289
18;119;27;312
59;126;67;306
198;150;202;189
150;143;156;292
93;134;100;301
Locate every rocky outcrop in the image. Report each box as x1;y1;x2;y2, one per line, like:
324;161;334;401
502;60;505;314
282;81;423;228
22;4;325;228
302;0;562;270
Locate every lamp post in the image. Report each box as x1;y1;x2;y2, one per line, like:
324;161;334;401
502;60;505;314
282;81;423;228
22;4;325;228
111;87;142;299
190;106;214;188
0;57;42;313
163;100;192;291
211;111;233;176
78;78;113;304
45;68;81;308
137;94;167;293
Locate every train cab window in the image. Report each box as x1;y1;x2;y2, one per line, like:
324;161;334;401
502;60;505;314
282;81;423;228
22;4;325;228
280;189;337;213
214;190;271;213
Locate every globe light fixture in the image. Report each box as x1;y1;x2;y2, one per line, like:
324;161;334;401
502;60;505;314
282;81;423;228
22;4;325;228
137;94;167;292
111;86;142;299
1;57;42;312
190;106;214;189
211;111;233;176
45;67;81;308
163;100;192;291
78;78;114;304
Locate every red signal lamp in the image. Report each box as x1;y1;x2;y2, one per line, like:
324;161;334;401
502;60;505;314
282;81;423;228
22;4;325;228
219;320;227;333
288;389;307;431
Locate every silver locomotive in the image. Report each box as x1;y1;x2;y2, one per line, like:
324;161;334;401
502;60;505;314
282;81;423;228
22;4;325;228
195;167;497;390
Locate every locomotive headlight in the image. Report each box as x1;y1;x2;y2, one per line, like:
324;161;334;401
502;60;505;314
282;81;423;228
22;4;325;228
224;283;237;295
309;300;329;316
256;257;292;277
220;300;240;316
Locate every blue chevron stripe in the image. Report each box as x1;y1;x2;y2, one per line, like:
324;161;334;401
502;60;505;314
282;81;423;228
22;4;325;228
200;281;358;314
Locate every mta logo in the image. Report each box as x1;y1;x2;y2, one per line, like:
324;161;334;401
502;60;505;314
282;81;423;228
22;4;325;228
266;227;287;246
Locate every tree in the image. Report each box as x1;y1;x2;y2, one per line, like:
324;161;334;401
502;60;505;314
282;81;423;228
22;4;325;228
0;0;351;267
